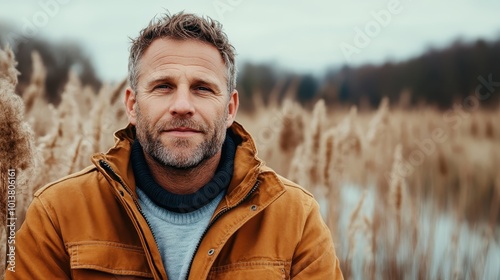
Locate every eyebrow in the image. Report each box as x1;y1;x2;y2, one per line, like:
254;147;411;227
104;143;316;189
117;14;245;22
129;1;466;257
192;78;222;92
145;75;174;88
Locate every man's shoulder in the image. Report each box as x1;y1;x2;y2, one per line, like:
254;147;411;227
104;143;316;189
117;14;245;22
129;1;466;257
276;174;313;197
34;165;100;199
259;165;315;206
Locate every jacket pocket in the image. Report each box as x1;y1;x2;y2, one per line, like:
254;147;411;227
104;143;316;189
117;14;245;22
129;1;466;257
207;260;290;280
66;241;154;279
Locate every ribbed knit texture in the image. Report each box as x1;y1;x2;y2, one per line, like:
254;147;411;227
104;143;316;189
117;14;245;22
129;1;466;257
136;187;225;280
131;133;236;213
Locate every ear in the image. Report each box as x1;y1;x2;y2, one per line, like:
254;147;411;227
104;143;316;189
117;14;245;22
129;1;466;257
226;90;239;128
125;87;138;125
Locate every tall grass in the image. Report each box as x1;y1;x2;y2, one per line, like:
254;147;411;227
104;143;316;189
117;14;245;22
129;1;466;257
238;86;500;279
1;47;499;279
0;48;38;277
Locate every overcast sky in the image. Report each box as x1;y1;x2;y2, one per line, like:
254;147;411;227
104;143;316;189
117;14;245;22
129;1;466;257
1;0;499;81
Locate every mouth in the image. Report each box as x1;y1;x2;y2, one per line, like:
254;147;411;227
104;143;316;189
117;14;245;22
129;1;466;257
165;127;201;133
163;127;202;137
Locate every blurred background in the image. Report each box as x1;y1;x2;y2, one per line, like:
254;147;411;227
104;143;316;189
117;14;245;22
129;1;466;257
1;0;500;109
1;0;500;279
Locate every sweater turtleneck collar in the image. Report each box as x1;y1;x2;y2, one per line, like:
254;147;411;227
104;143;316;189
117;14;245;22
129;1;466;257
131;132;236;213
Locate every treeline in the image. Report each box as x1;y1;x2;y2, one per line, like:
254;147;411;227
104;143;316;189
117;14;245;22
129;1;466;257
0;23;101;105
237;38;500;110
2;20;499;110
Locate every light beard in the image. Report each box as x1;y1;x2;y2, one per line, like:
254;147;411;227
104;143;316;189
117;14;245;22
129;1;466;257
135;107;228;170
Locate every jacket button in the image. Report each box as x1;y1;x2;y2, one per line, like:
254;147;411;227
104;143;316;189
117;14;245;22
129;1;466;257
250;205;257;211
208;249;215;256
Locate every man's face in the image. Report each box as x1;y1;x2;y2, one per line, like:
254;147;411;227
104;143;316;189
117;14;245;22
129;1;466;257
125;38;238;169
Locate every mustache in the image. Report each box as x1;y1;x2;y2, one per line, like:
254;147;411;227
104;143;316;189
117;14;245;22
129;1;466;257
157;118;207;133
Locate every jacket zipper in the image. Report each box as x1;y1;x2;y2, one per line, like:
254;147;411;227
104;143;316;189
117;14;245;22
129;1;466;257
185;180;261;280
98;160;162;277
100;159;262;280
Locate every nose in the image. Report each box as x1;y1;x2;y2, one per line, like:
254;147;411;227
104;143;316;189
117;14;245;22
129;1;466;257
169;87;195;117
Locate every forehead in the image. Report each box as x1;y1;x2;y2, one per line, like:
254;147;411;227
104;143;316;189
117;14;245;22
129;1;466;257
137;38;227;84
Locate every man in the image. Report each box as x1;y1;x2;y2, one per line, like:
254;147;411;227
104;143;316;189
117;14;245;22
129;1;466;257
6;12;343;279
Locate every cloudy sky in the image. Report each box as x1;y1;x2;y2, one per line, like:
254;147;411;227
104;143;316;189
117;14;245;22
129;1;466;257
1;0;499;81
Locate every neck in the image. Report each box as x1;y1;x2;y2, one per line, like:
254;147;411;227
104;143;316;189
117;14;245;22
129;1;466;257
131;134;235;213
143;151;221;195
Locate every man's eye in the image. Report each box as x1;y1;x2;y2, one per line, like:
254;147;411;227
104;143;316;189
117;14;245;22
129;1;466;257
197;86;212;92
153;84;173;92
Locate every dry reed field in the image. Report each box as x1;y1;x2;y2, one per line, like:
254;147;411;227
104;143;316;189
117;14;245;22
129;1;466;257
1;47;500;279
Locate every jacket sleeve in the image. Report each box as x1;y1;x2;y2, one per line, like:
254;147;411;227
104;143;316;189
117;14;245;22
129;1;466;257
291;198;344;280
5;196;71;280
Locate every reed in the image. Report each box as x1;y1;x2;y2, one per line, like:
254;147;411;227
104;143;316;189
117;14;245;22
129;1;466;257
1;49;499;279
0;47;38;277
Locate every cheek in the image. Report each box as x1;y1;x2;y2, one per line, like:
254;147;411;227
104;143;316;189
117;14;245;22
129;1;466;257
138;102;167;123
210;106;228;123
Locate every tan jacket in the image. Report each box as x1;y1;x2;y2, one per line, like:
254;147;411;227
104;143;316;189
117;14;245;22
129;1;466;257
6;122;343;280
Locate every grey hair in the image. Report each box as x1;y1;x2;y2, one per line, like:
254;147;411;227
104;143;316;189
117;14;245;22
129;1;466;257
128;12;237;93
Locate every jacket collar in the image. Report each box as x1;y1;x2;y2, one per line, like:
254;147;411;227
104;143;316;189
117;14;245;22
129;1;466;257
91;121;265;206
